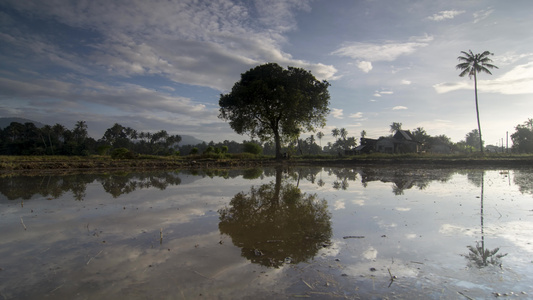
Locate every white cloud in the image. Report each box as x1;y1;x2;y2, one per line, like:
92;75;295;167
392;106;407;110
3;0;338;91
434;61;533;95
332;35;432;63
495;52;533;66
357;61;373;73
473;7;494;23
401;79;412;85
349;112;363;119
330;108;344;119
426;10;465;21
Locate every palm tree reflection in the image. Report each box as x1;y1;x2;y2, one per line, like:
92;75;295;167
464;171;507;268
218;167;332;268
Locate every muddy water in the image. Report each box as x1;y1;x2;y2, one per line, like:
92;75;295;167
0;167;532;299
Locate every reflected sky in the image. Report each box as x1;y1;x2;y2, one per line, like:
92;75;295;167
0;167;532;299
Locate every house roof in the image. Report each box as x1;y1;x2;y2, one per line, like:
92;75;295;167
394;130;416;141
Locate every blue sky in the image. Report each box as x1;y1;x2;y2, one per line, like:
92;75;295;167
1;0;532;146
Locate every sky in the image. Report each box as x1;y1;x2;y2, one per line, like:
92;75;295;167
1;0;532;147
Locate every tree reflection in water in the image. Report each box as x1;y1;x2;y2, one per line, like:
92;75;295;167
463;171;507;268
218;167;332;268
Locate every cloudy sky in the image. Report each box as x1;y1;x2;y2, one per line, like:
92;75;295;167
1;0;532;146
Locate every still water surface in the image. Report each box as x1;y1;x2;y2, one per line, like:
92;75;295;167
0;166;532;299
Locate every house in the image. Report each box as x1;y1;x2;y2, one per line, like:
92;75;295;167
359;130;420;154
356;138;378;154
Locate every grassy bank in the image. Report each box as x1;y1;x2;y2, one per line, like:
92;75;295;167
1;153;532;174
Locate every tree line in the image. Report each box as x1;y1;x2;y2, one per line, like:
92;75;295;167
2;117;533;156
0;121;182;156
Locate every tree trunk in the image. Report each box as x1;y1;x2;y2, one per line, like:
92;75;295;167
274;130;282;159
474;72;484;153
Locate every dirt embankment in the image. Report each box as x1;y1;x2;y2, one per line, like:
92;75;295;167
2;155;532;176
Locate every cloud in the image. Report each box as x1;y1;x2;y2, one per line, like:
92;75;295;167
373;90;393;97
357;61;373;73
392;106;407;110
330;108;344;119
2;0;338;91
426;10;465;21
433;61;533;95
332;35;432;63
349;112;363;119
401;79;412;85
473;7;494;23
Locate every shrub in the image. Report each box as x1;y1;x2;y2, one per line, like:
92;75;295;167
111;148;135;159
204;146;214;154
243;142;262;155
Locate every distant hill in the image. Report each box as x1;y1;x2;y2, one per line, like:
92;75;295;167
179;135;204;146
0;117;46;129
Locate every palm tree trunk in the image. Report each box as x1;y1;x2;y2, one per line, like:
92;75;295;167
474;72;484;153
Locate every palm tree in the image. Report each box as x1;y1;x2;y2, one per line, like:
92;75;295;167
331;128;340;140
456;50;498;153
390;122;402;133
316;131;324;149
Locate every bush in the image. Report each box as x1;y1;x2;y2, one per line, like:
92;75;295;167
189;147;199;155
243;142;262;155
204;146;214;154
111;148;135;159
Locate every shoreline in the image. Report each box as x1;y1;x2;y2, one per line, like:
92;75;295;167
1;155;532;176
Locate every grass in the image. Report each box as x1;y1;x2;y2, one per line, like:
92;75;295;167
1;152;532;172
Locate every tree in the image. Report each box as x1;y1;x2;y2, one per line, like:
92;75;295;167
360;130;366;138
390;122;402;133
511;119;533;153
456;50;498;153
331;128;340;139
316;131;324;149
465;129;482;151
219;63;331;159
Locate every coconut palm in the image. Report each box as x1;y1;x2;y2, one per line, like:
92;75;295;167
456;50;498;153
331;128;340;140
316;131;324;149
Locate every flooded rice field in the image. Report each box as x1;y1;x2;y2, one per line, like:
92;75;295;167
0;166;532;299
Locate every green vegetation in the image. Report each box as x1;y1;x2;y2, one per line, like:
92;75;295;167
219;63;331;159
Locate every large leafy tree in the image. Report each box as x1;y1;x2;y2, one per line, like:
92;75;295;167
219;63;331;159
511;118;533;153
456;50;498;153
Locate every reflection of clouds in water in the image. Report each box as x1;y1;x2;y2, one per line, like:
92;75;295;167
344;258;419;279
405;233;417;239
352;198;365;206
1;227;288;299
493;221;533;253
334;200;345;210
440;221;533;253
375;217;398;229
362;246;378;260
439;224;476;237
395;207;411;211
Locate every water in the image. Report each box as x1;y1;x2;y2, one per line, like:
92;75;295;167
0;166;532;299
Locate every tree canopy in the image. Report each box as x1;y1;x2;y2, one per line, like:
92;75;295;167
219;63;331;159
